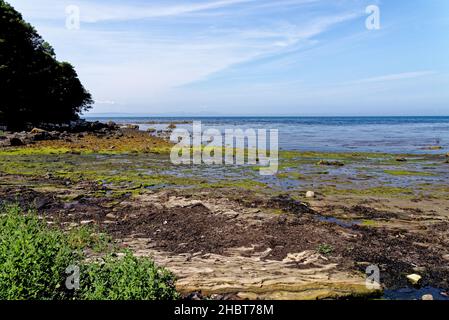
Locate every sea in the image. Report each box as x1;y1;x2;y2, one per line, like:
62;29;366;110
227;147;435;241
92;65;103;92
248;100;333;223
85;116;449;154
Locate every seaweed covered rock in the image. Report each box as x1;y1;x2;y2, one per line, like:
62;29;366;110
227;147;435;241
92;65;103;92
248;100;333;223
269;194;314;214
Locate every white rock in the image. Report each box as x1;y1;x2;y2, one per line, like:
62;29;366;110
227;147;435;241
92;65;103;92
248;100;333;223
306;191;315;198
106;213;117;219
422;294;434;301
406;274;422;285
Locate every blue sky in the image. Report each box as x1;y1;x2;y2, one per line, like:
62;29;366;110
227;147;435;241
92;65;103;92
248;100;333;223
8;0;449;115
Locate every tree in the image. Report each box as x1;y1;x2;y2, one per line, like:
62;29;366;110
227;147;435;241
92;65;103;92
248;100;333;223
0;0;93;130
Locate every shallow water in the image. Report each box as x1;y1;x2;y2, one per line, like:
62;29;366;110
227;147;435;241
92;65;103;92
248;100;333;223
384;287;449;300
87;116;449;154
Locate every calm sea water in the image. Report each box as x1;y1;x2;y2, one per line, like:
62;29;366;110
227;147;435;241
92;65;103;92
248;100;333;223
86;116;449;154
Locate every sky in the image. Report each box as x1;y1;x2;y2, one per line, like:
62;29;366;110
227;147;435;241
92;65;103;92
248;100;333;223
7;0;449;116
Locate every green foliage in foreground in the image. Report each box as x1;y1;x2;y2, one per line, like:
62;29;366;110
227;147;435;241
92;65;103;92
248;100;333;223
0;204;179;300
0;205;77;300
80;253;178;300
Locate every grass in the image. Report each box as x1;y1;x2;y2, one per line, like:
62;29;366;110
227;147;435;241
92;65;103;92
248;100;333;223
0;204;179;300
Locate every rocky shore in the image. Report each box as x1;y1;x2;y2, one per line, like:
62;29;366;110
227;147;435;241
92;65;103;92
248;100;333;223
0;120;123;147
1;121;449;300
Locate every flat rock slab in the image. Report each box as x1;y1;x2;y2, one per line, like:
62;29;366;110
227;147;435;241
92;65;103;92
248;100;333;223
125;238;377;300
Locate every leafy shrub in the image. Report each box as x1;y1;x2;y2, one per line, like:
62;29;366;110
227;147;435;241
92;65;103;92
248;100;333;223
78;252;179;300
0;204;77;299
0;204;179;300
66;225;112;253
317;243;334;255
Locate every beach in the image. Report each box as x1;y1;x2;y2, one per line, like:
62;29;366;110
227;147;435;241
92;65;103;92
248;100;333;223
1;118;449;300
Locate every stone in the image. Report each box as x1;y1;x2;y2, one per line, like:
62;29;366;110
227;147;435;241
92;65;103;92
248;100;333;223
306;191;315;198
406;274;422;285
80;220;95;225
317;160;344;167
30;128;46;134
8;137;24;146
124;124;139;130
396;157;407;162
107;121;118;129
34;197;50;210
106;213;117;220
422;294;434;301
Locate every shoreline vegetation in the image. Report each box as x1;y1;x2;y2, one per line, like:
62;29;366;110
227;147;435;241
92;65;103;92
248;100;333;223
1;122;449;300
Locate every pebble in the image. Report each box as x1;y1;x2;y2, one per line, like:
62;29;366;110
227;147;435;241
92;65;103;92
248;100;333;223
106;213;117;219
306;191;315;198
422;294;434;301
406;274;422;285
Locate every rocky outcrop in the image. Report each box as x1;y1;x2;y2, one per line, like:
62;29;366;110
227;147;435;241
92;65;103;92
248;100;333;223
0;120;122;147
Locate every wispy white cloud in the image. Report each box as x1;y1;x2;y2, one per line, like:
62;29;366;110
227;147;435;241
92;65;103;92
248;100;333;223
348;71;437;85
79;0;256;22
9;0;399;114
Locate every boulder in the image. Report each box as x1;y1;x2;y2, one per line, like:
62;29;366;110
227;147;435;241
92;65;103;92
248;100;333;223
107;121;118;129
0;139;11;147
8;136;24;146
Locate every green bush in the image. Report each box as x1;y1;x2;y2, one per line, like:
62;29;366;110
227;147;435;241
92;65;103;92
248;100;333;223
78;252;179;300
0;204;179;300
0;204;77;299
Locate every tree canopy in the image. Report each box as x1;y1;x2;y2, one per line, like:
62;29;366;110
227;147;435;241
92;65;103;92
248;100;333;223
0;0;92;130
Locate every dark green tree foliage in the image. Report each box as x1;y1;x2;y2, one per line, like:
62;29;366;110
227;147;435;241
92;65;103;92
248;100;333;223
0;1;92;130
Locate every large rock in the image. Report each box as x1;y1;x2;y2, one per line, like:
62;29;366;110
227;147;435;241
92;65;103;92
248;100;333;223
10;137;24;146
269;194;314;214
